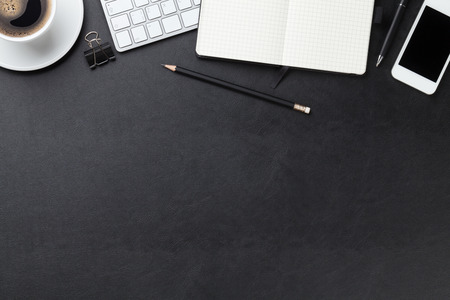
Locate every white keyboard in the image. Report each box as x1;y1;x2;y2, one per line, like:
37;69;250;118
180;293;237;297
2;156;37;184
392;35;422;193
100;0;201;52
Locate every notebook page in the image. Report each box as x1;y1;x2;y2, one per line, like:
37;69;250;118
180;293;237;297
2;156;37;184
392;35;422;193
196;0;290;65
282;0;375;74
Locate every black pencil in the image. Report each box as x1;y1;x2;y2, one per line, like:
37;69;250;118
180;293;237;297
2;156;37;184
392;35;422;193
162;64;310;114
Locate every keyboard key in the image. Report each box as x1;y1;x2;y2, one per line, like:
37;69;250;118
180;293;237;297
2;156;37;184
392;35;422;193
106;0;133;16
161;0;177;15
193;0;200;5
116;30;132;48
111;14;131;31
181;7;199;27
134;0;148;7
162;15;182;33
130;9;146;25
146;5;161;20
175;0;192;10
131;26;148;43
147;21;163;38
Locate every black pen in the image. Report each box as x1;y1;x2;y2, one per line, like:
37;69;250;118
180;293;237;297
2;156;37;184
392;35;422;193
376;0;409;67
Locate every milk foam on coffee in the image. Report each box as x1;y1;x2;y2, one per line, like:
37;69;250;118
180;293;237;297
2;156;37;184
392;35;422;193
0;0;52;37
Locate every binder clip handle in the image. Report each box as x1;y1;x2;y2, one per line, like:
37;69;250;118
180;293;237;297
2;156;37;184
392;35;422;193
85;31;102;48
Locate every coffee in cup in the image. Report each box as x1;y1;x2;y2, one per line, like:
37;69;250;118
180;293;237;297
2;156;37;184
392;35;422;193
0;0;55;41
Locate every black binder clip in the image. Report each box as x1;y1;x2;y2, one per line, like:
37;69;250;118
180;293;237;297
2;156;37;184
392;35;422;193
84;31;115;69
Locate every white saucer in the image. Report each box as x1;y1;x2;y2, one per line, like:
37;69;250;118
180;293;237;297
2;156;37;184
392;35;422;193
0;0;84;71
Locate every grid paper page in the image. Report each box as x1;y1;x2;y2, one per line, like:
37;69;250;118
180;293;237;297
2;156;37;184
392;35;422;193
196;0;290;65
282;0;375;74
196;0;374;74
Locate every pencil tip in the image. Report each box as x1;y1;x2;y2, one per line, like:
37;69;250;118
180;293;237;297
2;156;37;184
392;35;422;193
163;65;177;72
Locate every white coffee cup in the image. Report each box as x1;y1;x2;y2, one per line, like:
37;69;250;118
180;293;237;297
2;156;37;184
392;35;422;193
0;0;56;43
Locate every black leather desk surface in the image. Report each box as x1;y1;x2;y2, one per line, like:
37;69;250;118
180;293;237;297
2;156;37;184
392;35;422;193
1;1;449;299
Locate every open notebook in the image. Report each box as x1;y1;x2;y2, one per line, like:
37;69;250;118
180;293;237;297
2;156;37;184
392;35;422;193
196;0;375;75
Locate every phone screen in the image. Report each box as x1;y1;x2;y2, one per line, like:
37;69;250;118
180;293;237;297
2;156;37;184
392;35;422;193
399;6;450;82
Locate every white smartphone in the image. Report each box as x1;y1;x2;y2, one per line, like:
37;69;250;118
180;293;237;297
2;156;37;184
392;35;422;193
392;0;450;95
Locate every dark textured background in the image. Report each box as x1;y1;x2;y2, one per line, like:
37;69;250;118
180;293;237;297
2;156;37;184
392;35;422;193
1;0;449;299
